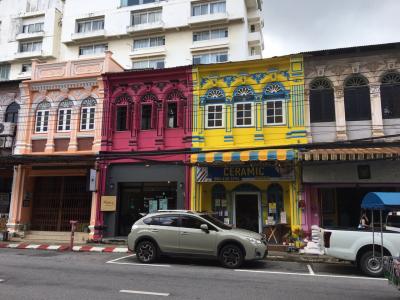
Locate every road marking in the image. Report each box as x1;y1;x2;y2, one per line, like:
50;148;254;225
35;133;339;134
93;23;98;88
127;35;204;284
234;269;387;281
120;290;169;297
106;254;171;268
106;254;136;264
0;279;4;283
307;264;315;275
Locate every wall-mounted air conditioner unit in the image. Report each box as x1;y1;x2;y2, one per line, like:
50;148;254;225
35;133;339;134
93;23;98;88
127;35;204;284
0;122;16;136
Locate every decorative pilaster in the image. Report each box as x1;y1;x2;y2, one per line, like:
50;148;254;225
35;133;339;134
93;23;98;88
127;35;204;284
6;165;26;234
44;106;57;153
68;106;79;151
370;84;384;137
334;87;347;140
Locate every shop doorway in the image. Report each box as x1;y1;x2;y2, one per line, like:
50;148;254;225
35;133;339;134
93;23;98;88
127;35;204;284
117;182;177;236
31;176;91;232
234;193;260;233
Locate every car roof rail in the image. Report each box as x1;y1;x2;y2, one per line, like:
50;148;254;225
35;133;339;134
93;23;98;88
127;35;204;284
156;210;194;214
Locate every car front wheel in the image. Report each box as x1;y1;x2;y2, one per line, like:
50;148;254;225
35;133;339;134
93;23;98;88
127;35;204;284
136;240;158;264
219;244;244;269
359;251;383;277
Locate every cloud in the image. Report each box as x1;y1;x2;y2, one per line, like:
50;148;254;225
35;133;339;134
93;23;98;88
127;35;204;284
262;0;400;57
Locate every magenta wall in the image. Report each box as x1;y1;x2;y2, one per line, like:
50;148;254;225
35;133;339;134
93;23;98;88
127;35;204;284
101;66;193;153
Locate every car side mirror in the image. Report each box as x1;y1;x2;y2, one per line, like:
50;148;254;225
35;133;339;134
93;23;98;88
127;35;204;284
200;224;209;233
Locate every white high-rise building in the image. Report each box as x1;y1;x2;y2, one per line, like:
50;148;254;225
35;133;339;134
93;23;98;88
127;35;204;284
0;0;264;79
0;0;64;81
60;0;264;69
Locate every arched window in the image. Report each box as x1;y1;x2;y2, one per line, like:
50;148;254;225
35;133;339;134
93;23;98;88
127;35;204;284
381;72;400;119
309;78;335;123
166;89;185;129
204;88;225;129
57;99;73;132
80;97;97;131
5;102;20;123
344;75;371;121
115;94;132;131
263;82;286;126
35;101;50;133
267;183;284;224
233;85;254;127
141;93;158;130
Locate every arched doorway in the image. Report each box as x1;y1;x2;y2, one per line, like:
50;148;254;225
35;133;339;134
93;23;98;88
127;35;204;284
233;184;261;233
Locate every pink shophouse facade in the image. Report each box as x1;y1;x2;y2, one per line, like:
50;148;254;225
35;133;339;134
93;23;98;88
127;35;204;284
97;66;193;237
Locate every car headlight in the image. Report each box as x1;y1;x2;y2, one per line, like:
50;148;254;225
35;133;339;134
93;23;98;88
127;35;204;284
247;237;262;245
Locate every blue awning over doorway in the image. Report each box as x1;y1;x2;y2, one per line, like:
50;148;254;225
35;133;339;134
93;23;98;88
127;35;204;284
361;192;400;210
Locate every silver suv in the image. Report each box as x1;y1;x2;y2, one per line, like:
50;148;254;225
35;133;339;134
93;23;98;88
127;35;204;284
127;210;267;268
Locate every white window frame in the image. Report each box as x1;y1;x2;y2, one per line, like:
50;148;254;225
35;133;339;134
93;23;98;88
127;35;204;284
79;43;108;56
80;106;95;131
193;28;228;42
205;104;224;129
131;9;162;26
19;40;42;53
264;99;286;126
193;51;228;64
57;108;72;132
234;102;254;127
76;18;104;33
192;1;226;16
133;36;165;49
132;58;165;69
35;109;49;133
22;22;44;34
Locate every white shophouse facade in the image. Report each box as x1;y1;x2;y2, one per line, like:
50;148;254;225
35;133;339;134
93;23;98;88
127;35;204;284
60;0;264;69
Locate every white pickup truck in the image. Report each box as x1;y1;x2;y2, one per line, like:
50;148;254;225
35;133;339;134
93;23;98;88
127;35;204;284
322;212;400;277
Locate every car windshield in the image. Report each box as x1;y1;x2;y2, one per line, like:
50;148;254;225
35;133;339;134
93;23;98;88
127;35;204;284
200;214;232;230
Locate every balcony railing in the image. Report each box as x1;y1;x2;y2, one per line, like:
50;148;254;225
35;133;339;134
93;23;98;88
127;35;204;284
16;31;45;41
127;21;164;34
71;30;106;42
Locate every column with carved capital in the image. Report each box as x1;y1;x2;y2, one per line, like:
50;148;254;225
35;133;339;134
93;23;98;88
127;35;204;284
14;83;32;154
44;106;57;153
68;106;79;151
370;84;384;137
334;86;347;140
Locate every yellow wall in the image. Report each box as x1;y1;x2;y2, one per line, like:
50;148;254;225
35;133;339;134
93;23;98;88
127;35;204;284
190;56;306;231
192;56;307;150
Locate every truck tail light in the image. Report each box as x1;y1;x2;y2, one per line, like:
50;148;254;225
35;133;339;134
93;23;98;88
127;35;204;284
324;231;332;248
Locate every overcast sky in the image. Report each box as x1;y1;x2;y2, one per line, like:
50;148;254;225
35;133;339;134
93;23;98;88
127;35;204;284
262;0;400;57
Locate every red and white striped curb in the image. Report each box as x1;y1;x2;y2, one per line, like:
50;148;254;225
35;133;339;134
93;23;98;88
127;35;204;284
0;243;130;253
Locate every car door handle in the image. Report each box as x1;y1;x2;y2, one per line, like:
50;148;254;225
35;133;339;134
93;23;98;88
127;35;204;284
150;229;159;233
180;232;189;235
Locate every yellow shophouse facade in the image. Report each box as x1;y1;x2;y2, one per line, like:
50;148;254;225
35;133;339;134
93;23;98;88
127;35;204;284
190;56;307;239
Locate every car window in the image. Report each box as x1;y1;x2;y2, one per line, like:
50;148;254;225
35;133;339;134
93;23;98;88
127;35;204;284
143;217;152;225
153;215;179;227
181;216;204;229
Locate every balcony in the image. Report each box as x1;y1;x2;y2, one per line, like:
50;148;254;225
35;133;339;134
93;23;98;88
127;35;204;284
127;21;164;34
248;31;262;44
14;50;44;60
16;31;45;41
129;46;166;58
188;12;230;27
190;38;229;52
71;30;106;42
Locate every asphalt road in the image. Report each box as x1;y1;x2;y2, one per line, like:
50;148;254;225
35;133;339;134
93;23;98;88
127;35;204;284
0;249;397;300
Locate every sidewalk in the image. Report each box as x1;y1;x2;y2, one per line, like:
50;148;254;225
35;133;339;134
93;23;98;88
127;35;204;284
0;241;344;264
